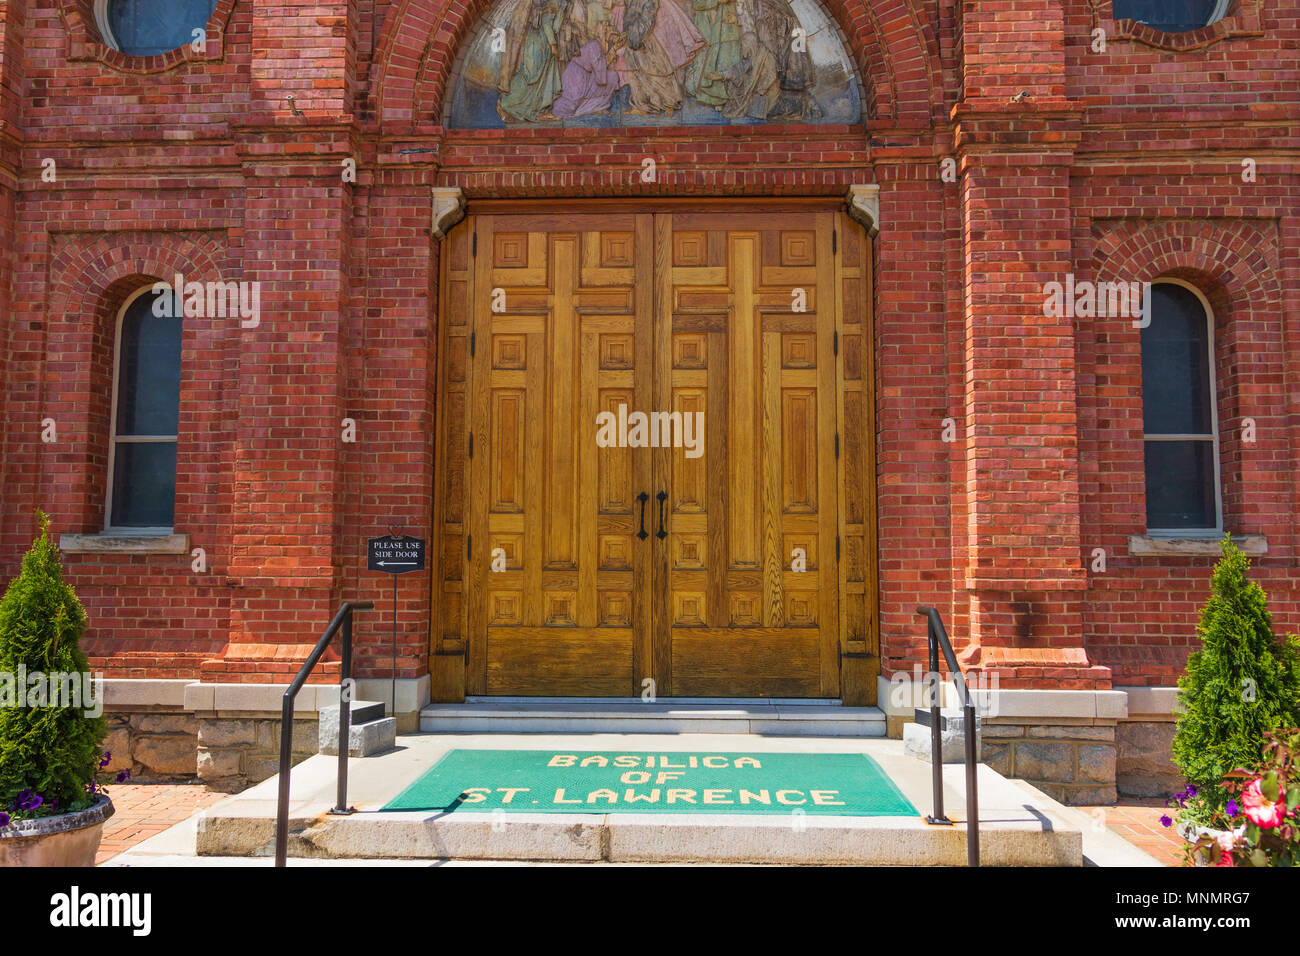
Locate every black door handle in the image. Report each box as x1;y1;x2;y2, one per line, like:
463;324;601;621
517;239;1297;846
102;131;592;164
656;490;668;539
636;491;649;540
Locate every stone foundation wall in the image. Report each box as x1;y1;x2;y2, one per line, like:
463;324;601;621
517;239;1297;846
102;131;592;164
196;716;320;792
1117;720;1183;799
103;712;199;780
979;722;1117;805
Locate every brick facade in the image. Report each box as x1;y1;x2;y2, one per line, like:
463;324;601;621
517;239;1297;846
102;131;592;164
1;0;1297;702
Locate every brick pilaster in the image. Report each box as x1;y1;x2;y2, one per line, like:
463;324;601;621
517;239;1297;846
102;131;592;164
952;0;1104;686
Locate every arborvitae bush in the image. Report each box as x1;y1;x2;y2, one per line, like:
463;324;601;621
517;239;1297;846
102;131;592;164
0;512;106;817
1173;536;1300;813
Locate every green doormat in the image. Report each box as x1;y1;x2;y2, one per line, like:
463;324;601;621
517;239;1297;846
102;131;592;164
382;750;917;816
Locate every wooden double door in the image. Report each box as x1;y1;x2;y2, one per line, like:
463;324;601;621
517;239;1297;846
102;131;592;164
431;204;877;700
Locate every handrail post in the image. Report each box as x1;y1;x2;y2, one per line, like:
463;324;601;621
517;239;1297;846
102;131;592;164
965;692;979;866
274;690;294;867
926;615;947;825
334;609;353;814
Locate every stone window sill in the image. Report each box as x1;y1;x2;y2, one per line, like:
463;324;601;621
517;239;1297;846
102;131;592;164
60;533;190;555
1128;534;1266;557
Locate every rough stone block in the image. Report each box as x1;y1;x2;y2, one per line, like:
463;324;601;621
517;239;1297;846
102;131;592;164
132;735;198;776
1076;744;1117;784
1014;741;1074;783
198;719;257;749
1117;720;1183;797
103;726;132;773
133;713;198;736
255;718;319;752
979;723;1027;739
981;741;1012;776
1058;785;1117;806
197;748;243;780
1029;724;1114;741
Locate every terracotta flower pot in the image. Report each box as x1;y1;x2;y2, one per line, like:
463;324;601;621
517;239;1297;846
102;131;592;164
0;796;114;867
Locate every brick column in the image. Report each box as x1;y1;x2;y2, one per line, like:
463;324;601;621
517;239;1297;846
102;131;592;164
952;0;1107;688
0;0;23;557
203;0;357;682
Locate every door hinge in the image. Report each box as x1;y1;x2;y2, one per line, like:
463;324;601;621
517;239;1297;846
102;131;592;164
833;330;839;356
836;535;841;561
832;229;838;254
470;331;475;356
834;433;839;458
463;639;469;664
467;534;472;561
472;233;477;257
468;431;474;459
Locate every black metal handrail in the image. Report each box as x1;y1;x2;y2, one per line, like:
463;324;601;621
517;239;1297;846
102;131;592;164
916;606;979;866
274;600;374;867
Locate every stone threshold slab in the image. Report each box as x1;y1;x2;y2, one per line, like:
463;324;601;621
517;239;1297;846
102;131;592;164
420;700;887;736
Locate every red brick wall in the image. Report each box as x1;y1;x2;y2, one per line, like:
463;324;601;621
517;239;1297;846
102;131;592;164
0;0;1296;691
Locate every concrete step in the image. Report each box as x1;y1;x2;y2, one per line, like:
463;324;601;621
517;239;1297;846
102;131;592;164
194;733;1083;866
419;697;887;737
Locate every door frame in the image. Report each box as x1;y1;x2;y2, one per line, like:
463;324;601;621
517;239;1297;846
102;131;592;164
428;198;878;704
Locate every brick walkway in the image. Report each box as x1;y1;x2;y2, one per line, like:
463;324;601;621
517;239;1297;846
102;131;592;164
1081;797;1185;867
95;782;228;865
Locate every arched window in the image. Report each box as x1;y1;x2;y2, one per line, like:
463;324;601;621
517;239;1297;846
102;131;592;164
1112;0;1231;33
107;287;181;529
1141;281;1221;533
95;0;217;57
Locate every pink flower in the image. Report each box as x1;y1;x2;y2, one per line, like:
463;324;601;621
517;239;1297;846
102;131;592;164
1217;832;1235;853
1241;778;1286;829
1214;850;1236;867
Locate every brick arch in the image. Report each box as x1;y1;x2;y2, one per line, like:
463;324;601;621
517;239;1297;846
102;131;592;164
49;231;226;322
372;0;938;127
1090;218;1285;540
43;232;227;531
1091;219;1280;317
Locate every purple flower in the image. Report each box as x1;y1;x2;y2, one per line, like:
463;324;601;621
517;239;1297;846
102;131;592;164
20;793;42;812
99;752;112;769
12;789;41;812
0;811;8;828
115;770;131;783
1227;798;1241;817
1159;815;1173;828
1185;785;1198;799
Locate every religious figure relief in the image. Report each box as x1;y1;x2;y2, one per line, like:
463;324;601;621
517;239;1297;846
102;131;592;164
622;0;706;115
456;0;858;127
726;0;821;120
497;0;566;123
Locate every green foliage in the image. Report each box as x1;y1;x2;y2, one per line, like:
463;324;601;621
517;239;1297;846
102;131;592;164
0;512;106;818
1172;536;1300;813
